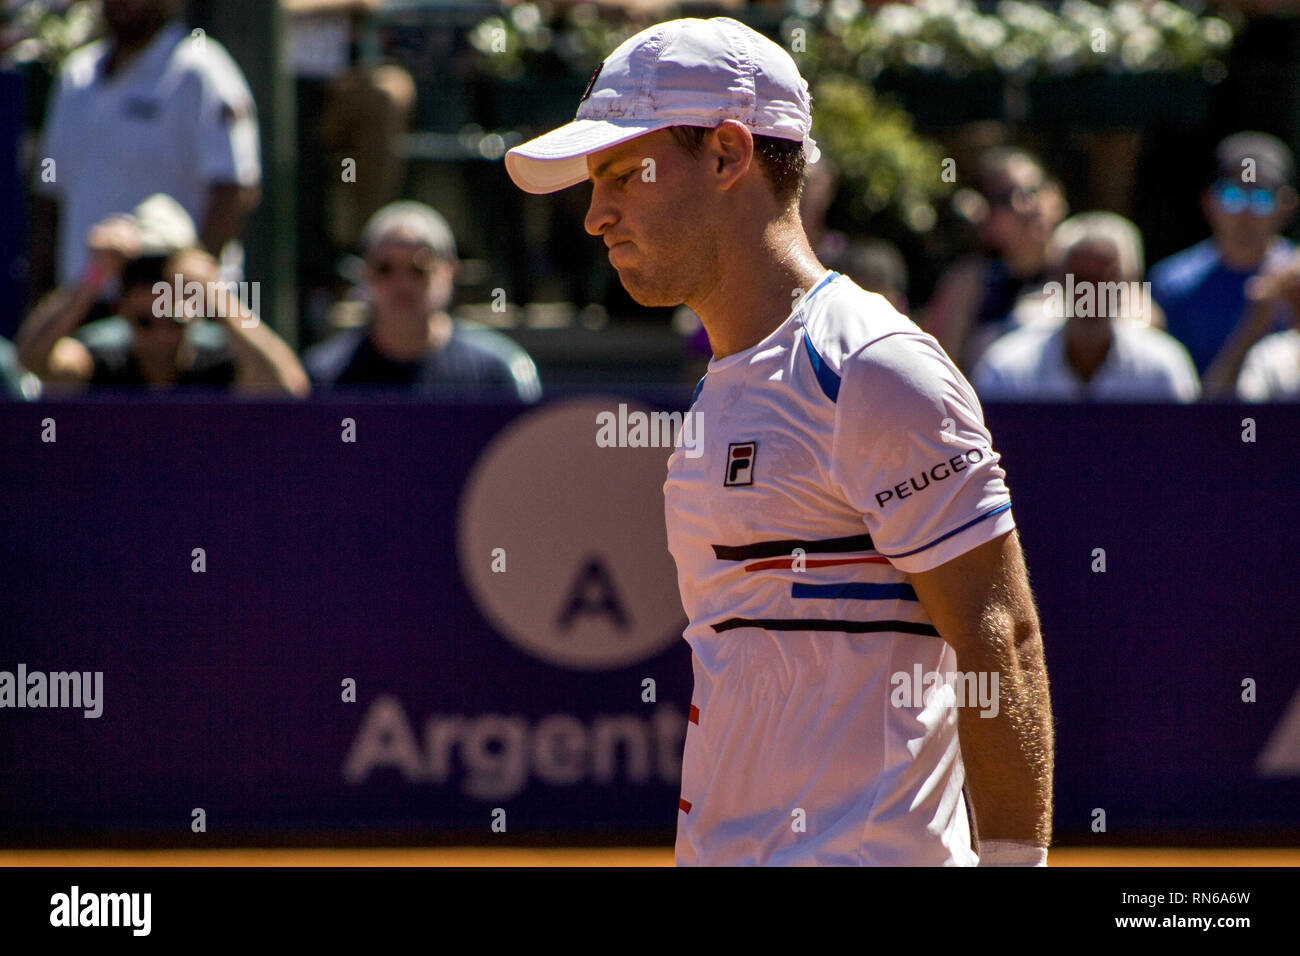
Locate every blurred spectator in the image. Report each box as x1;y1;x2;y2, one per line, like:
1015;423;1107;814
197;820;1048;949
0;337;40;400
1237;328;1300;401
286;0;415;340
16;194;307;395
29;0;261;306
1235;264;1300;401
921;147;1068;372
972;212;1199;402
1002;202;1164;331
828;237;909;315
1149;132;1296;382
303;201;542;400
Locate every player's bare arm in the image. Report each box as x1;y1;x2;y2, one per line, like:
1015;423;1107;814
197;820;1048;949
906;527;1054;851
507;17;1010;865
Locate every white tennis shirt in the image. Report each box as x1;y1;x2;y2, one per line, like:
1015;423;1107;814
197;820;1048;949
664;271;1016;865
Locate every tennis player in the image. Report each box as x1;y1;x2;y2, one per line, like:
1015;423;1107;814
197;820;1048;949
505;17;1053;866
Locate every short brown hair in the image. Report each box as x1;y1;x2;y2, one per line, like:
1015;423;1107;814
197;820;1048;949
668;125;805;207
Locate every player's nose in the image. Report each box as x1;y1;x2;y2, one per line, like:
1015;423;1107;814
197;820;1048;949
584;185;616;237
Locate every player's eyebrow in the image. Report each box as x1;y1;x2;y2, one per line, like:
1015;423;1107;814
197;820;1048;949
590;155;637;180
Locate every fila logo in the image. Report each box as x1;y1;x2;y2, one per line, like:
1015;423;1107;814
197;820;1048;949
724;442;757;486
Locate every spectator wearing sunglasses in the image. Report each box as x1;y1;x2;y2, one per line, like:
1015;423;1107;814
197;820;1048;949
16;194;307;394
921;148;1069;373
1148;132;1297;384
303;201;541;400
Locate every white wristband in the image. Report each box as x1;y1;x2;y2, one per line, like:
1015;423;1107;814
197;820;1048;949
977;839;1048;867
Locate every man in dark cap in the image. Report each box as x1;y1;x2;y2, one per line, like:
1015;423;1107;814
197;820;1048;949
1149;131;1298;381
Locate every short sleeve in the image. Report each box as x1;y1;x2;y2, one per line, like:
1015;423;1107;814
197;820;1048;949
829;332;1015;574
196;52;261;185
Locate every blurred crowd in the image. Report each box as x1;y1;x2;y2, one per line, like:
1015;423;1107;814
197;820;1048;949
913;132;1300;403
4;0;1299;403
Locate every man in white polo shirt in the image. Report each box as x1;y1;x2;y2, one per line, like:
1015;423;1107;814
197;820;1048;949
1237;323;1300;401
29;0;261;302
1231;255;1300;402
973;212;1201;402
505;17;1053;866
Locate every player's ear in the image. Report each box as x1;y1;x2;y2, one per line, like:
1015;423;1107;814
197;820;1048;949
709;121;754;191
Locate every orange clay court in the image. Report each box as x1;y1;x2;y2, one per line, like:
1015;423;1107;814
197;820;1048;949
2;848;1298;867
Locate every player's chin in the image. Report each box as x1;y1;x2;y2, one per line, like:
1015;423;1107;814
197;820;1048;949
617;272;680;308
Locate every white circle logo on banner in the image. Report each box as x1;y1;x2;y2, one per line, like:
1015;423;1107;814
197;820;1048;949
457;398;686;671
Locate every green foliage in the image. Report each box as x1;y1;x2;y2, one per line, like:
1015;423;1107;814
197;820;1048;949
468;2;1237;237
1;1;100;69
470;1;1235;81
811;76;948;232
795;0;1235;80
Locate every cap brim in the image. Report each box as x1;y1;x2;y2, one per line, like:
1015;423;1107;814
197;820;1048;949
505;118;672;195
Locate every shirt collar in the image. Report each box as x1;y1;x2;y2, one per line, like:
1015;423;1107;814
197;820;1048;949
97;20;187;85
1050;321;1122;396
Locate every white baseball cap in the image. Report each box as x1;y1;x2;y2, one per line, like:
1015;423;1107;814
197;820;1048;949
131;193;198;257
505;17;820;195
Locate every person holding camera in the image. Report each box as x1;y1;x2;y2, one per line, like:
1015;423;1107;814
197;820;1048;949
16;194;307;395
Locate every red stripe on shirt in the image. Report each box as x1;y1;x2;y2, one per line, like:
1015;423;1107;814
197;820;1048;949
743;555;891;572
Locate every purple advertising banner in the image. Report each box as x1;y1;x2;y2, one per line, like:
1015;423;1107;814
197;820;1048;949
1;397;1298;845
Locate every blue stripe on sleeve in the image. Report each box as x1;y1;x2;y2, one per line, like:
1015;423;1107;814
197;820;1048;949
880;502;1013;561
